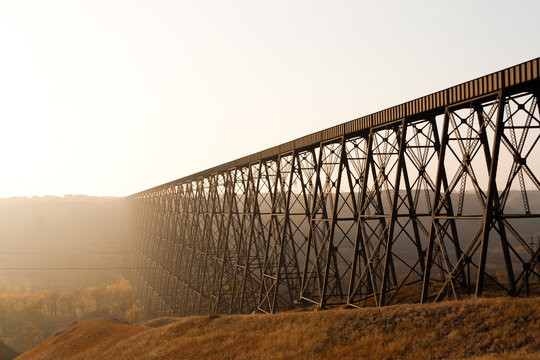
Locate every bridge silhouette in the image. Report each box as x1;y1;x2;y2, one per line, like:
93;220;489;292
129;57;540;317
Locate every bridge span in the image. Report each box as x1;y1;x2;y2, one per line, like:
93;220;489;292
129;57;540;316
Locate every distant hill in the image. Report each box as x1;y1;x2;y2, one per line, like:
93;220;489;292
0;195;129;290
15;297;540;360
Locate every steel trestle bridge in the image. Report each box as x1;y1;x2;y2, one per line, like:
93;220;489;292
129;58;540;317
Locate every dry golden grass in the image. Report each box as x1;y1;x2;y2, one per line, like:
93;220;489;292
15;319;149;360
15;297;540;360
469;354;540;360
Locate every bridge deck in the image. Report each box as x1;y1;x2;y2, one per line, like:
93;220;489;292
132;57;540;195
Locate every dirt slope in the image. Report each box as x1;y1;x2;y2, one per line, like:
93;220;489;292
0;341;18;360
16;297;540;360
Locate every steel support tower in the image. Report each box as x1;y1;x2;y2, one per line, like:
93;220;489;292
128;58;540;317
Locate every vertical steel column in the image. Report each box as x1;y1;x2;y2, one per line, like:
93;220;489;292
379;120;407;306
171;183;191;314
474;94;516;296
289;150;316;304
301;140;336;306
347;132;374;306
320;136;346;308
422;107;451;303
258;154;293;313
240;162;268;313
205;173;226;314
179;179;205;315
158;187;175;314
210;169;236;314
231;162;260;313
194;175;218;314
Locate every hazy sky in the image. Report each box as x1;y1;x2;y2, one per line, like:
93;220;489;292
0;0;539;197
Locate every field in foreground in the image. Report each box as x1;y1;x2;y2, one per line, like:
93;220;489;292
16;297;540;360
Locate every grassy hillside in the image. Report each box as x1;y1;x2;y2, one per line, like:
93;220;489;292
16;297;540;360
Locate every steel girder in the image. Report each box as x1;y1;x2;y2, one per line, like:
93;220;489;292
128;61;540;317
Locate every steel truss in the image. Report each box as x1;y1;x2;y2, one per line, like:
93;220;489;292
129;58;540;316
